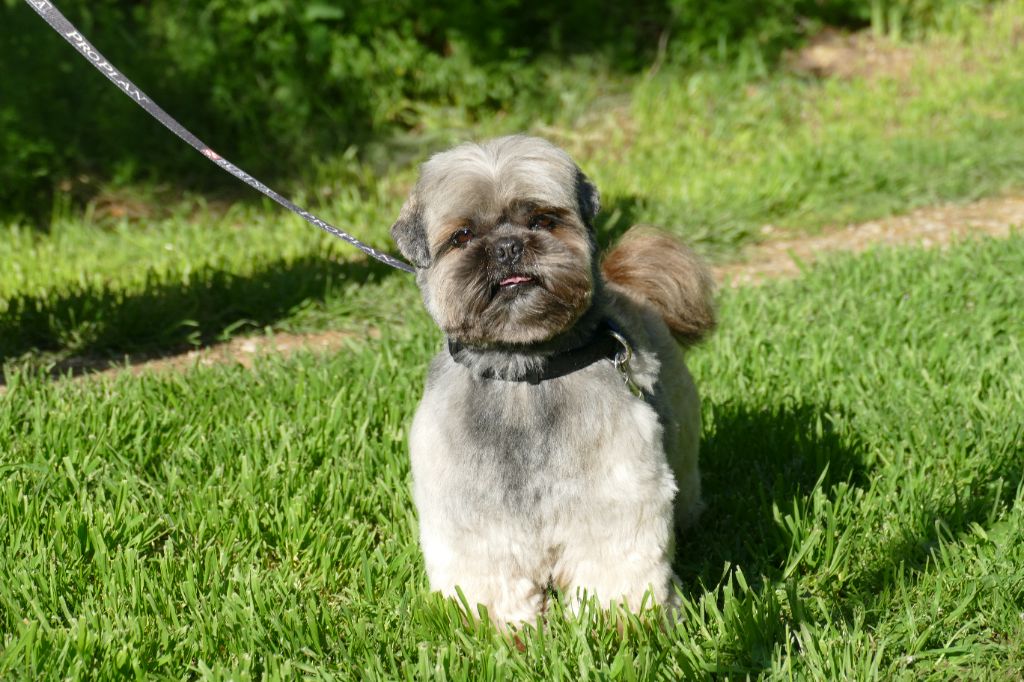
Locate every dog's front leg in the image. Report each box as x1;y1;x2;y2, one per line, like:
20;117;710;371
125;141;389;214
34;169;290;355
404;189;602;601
420;530;546;628
557;502;676;613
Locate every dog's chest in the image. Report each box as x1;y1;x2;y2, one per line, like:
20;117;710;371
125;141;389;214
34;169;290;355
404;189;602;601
458;379;575;488
431;362;664;514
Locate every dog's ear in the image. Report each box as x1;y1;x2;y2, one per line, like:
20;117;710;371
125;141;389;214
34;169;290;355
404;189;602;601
390;190;431;268
575;168;601;226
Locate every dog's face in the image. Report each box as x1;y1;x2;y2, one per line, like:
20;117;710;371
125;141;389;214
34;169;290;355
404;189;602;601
391;136;601;346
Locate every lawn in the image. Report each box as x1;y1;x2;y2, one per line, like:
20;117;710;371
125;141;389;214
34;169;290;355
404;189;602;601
2;1;1024;678
1;235;1022;679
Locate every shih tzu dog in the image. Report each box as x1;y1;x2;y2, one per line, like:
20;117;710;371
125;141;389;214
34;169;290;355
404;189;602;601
391;135;715;626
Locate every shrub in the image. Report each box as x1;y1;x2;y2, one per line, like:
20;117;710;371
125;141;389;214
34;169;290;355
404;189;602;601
0;0;992;219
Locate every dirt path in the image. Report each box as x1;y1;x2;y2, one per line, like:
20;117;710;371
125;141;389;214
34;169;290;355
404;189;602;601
715;194;1024;285
48;329;369;380
4;194;1021;388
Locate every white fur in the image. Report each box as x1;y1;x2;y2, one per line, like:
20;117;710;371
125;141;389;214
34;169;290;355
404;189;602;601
394;136;706;627
407;292;702;626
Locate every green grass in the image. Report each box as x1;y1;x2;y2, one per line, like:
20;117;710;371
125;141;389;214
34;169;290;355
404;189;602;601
3;2;1024;368
1;5;1023;675
2;234;1022;679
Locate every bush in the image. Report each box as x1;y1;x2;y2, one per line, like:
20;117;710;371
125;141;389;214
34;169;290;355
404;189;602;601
0;0;990;219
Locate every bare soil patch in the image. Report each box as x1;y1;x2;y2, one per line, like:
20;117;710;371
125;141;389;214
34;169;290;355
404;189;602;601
106;329;367;375
0;330;365;393
715;195;1024;286
785;28;919;81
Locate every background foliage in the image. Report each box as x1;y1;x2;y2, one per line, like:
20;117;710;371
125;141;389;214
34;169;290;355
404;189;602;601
0;0;987;217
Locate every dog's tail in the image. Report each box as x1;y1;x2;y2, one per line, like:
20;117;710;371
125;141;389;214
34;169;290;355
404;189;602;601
601;226;716;347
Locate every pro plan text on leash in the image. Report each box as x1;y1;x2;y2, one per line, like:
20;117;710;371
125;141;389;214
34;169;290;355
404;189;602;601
24;0;414;274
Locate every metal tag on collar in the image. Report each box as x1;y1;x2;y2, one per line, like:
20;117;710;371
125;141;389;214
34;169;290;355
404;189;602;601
608;329;643;398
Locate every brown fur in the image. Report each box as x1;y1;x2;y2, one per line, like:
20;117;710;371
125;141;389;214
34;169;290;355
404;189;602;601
601;226;716;346
429;225;594;346
394;137;600;348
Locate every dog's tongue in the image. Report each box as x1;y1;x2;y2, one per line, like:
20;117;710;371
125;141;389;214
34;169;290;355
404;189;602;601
500;275;532;287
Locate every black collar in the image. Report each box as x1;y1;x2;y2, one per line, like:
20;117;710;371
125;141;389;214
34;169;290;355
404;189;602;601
447;318;631;384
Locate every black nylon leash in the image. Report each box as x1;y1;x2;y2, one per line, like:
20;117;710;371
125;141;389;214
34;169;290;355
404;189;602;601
23;0;416;274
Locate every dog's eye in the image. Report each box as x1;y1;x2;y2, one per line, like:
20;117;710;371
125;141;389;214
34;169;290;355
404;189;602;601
451;227;474;247
529;214;556;230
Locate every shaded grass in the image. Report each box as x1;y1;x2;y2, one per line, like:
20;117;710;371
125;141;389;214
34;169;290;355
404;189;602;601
0;252;408;364
0;203;419;369
1;235;1021;678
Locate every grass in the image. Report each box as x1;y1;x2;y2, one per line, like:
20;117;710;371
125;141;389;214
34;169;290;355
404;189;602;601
3;2;1024;368
1;234;1022;679
1;2;1023;677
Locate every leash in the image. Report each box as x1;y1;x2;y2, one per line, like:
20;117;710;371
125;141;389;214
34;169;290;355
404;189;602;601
23;0;416;274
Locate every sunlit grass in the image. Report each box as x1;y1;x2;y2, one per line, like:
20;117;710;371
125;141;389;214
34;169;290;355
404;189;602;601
2;235;1022;678
2;4;1022;678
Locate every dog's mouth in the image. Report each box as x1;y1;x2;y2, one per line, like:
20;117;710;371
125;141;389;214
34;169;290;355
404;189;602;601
489;273;539;302
498;274;534;288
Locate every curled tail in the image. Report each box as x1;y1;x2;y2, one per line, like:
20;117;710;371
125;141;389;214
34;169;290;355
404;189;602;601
601;226;716;346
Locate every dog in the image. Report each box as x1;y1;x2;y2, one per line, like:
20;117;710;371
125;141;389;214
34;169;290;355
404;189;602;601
390;135;715;626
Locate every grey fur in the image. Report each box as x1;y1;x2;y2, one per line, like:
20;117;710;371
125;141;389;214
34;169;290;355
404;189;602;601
390;193;431;268
395;135;709;626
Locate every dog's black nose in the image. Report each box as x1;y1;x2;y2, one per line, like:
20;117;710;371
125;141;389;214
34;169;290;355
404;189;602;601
492;236;524;265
